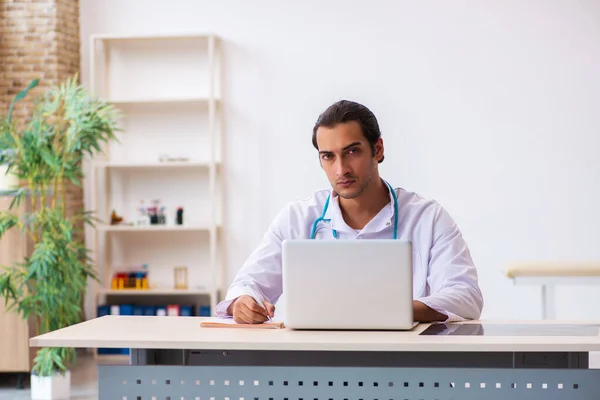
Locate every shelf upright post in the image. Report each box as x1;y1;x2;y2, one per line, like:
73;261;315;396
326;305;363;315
207;35;218;314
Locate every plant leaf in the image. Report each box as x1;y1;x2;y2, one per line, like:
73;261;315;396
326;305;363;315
8;79;39;124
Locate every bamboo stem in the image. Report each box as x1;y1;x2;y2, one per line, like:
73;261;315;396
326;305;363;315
52;179;57;210
61;177;66;219
41;184;46;216
28;179;38;243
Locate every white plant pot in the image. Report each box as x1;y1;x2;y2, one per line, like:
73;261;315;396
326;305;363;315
0;164;18;190
30;370;71;400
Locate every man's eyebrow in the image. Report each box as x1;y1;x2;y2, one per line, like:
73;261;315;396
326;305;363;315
342;141;362;151
318;141;363;154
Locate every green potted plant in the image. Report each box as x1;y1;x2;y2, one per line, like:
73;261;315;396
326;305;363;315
0;76;118;399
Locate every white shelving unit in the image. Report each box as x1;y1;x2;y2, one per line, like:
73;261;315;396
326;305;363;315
88;33;224;344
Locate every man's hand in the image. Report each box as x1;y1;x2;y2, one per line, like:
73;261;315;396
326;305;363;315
413;300;447;322
227;295;275;324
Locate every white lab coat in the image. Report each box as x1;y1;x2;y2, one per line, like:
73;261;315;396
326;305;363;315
215;183;484;322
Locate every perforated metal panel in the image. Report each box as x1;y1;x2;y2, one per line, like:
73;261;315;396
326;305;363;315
99;365;600;400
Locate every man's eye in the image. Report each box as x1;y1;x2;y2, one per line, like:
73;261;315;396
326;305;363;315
321;154;332;160
348;148;359;154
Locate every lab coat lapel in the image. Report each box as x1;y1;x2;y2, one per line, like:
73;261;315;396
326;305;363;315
324;191;356;235
361;185;397;235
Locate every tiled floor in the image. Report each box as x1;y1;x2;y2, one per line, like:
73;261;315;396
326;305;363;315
1;351;599;399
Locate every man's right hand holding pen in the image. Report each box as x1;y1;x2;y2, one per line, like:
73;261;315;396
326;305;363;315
227;295;275;324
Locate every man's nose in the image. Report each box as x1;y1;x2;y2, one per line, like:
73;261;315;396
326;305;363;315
335;158;350;176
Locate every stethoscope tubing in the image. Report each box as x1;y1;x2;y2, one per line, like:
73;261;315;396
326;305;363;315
309;180;399;239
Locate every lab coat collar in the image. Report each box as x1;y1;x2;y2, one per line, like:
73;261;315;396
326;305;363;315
324;179;397;234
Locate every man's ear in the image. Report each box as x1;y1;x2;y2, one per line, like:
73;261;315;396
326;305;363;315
374;138;384;162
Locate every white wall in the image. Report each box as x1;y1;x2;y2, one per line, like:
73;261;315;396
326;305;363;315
79;0;600;321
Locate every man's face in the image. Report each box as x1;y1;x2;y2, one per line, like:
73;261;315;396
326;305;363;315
315;121;383;199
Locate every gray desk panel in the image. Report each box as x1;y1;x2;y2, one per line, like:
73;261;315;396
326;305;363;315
99;364;600;400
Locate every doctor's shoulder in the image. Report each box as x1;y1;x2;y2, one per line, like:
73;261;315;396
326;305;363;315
394;187;461;234
269;189;330;239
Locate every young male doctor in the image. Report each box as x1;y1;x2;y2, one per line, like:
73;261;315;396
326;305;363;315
215;100;484;324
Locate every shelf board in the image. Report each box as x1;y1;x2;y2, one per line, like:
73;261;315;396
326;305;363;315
98;288;212;296
92;32;218;41
98;224;213;232
106;96;218;105
95;161;217;169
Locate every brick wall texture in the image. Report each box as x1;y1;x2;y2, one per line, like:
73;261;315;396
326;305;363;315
0;0;84;241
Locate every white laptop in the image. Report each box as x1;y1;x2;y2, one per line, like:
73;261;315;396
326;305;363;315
281;239;417;330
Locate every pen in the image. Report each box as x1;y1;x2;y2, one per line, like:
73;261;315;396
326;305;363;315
245;284;272;322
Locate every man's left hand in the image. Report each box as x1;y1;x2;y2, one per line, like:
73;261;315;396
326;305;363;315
413;300;447;322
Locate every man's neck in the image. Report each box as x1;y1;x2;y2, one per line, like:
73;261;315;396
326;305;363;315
338;178;390;230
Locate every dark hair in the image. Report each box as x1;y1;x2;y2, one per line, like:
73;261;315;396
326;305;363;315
312;100;384;163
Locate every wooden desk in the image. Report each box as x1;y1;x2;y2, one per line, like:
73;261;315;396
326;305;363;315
31;316;600;399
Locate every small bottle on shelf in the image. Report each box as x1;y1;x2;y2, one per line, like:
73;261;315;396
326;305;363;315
137;200;148;226
176;207;184;225
149;199;159;225
158;206;166;225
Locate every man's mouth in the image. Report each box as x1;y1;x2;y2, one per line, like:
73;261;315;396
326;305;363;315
337;180;355;187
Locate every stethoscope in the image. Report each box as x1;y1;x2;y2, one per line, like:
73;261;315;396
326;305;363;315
309;180;399;239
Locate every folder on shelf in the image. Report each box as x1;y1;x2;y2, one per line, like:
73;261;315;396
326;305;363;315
200;317;285;329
